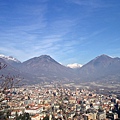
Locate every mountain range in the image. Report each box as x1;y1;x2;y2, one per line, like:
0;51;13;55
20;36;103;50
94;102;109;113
78;54;120;82
0;54;120;84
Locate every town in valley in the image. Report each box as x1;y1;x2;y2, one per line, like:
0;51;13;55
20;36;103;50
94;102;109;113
0;81;120;120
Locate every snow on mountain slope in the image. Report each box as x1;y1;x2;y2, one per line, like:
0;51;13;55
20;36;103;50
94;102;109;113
0;54;21;63
67;63;82;69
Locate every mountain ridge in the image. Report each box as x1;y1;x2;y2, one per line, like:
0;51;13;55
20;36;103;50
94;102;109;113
0;54;120;84
77;54;120;82
20;55;77;82
0;54;21;63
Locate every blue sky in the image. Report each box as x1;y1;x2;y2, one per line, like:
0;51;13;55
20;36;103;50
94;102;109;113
0;0;120;65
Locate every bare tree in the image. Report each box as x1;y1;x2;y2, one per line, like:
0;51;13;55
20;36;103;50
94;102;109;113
0;62;7;69
0;62;22;119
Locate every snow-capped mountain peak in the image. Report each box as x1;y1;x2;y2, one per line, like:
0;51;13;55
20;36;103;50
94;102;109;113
67;63;83;69
0;54;21;63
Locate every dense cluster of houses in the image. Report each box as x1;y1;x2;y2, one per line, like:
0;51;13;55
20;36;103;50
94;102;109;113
0;83;120;120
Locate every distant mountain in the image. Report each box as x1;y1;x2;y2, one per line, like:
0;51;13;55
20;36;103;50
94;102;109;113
77;54;120;82
0;57;36;85
0;54;21;63
67;63;82;69
0;58;20;75
0;54;21;67
1;54;120;84
19;55;77;82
